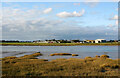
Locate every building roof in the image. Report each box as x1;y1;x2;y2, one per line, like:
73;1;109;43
95;39;105;40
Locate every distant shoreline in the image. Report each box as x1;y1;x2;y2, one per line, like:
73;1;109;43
1;42;119;46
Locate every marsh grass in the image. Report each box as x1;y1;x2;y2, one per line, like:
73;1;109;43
50;53;79;56
2;53;120;76
72;54;78;56
1;42;119;46
50;53;72;56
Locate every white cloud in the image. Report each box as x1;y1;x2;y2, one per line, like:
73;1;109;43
43;8;52;14
56;9;85;18
84;0;99;7
2;7;54;31
2;6;117;40
108;15;118;27
110;15;118;20
116;8;118;11
108;24;114;27
57;12;73;17
10;28;18;32
115;20;118;26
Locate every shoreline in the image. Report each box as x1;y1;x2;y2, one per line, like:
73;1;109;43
1;43;119;46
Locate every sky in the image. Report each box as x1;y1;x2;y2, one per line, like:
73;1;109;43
1;2;118;40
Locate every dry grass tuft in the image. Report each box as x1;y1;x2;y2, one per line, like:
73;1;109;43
100;64;111;68
95;55;100;58
20;52;42;59
100;55;109;58
50;53;72;56
111;64;119;68
84;56;92;59
50;53;79;56
72;54;78;56
4;56;17;59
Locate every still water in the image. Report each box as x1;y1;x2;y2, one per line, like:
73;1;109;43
1;46;118;60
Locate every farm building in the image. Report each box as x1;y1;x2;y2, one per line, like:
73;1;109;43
95;39;106;43
84;40;95;43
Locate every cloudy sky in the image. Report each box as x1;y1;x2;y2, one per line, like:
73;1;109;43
2;2;118;40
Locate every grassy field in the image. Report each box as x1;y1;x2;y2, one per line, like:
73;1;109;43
1;53;119;77
0;42;119;46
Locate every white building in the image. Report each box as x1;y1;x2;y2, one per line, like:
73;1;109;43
95;39;106;43
35;41;49;43
48;41;57;43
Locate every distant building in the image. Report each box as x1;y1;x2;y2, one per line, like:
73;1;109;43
33;40;60;43
95;39;106;43
84;40;95;43
34;40;49;43
48;41;58;43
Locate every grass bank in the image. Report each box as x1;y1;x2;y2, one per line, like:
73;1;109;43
0;42;119;46
1;53;119;76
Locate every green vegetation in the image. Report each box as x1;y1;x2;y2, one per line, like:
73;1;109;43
0;42;119;46
1;53;119;76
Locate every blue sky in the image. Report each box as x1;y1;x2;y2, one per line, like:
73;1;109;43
2;2;118;40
